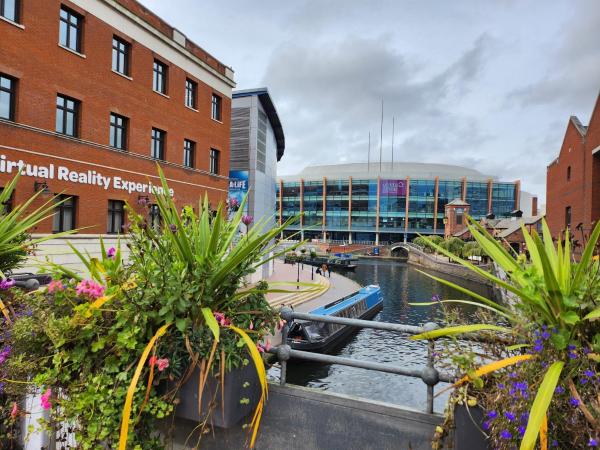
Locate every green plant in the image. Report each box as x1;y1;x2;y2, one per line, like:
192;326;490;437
412;217;600;449
439;237;465;256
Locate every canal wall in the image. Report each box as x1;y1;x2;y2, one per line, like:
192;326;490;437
403;244;492;286
171;383;442;450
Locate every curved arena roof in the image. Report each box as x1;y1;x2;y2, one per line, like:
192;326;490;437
279;162;500;182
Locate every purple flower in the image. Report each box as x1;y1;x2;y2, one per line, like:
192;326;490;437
482;421;491;431
0;278;15;290
500;430;512;439
541;331;551;340
486;410;498;419
431;294;441;302
584;370;595;378
518;426;526;437
169;224;177;233
504;412;516;421
589;438;599;447
533;339;544;353
569;352;578;360
497;383;505;389
570;397;580;407
228;197;239;209
568;344;576;350
107;247;116;258
0;346;11;365
552;440;559;447
241;215;254;226
555;386;565;394
520;412;529;423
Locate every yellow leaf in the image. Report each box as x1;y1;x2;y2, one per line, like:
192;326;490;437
540;414;548;450
119;323;170;450
454;354;533;387
91;294;114;310
0;299;11;324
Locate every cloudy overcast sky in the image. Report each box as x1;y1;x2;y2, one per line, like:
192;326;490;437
141;0;599;201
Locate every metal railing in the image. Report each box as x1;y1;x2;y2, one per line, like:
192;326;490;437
270;307;455;414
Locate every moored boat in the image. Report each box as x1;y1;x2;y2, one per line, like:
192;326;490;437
287;285;383;353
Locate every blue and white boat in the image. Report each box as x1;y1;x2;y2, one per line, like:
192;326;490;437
287;285;383;353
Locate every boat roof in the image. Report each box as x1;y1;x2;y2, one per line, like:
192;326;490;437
309;285;380;316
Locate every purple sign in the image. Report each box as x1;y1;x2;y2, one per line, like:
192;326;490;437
380;179;406;196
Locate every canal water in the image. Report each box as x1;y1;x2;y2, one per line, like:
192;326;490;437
281;259;492;413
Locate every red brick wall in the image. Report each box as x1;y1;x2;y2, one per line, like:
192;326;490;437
546;119;587;238
0;0;231;233
586;96;600;227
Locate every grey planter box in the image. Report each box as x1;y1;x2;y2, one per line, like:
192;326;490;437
174;362;261;428
453;405;488;450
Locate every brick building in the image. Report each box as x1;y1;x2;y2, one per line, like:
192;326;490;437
0;0;235;233
546;94;600;244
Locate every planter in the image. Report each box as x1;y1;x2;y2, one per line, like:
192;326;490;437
174;362;261;428
453;404;488;450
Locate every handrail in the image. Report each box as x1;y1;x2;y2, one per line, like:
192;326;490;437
270;307;452;414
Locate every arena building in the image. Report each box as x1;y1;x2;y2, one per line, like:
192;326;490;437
0;0;235;233
277;162;535;244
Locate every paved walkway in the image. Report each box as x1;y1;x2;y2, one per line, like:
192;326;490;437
265;260;361;312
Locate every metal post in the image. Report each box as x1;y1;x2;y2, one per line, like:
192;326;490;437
279;308;294;387
296;262;300;290
426;339;435;414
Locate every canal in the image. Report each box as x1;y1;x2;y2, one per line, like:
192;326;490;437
282;259;492;412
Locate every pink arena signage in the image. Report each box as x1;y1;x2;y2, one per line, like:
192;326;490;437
380;179;407;196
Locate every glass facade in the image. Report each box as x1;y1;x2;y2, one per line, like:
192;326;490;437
278;176;519;241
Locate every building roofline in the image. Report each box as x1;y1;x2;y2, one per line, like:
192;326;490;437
109;0;234;84
233;88;285;161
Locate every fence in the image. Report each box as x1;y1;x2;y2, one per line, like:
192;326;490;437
270;306;455;414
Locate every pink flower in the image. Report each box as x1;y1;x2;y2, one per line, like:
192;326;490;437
148;355;157;367
264;340;272;352
277;319;286;331
47;280;64;293
40;388;52;410
213;312;231;327
156;358;169;371
107;247;116;258
10;402;18;419
241;215;253;226
256;343;265;353
75;280;105;299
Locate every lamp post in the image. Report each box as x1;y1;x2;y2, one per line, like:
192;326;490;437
296;250;301;290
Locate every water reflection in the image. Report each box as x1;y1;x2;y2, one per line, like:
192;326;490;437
278;259;491;412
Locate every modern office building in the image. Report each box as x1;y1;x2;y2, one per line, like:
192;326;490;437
0;0;235;233
547;94;600;242
277;162;529;244
229;87;284;279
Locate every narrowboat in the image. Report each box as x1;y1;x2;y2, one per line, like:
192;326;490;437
304;257;357;272
287;285;383;353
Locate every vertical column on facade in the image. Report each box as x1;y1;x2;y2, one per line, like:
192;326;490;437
404;177;411;242
433;176;440;234
300;179;304;241
514;180;521;211
487;178;493;215
322;177;327;241
278;180;283;226
375;176;381;245
461;177;467;201
348;176;353;244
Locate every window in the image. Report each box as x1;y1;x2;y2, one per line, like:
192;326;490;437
567;166;571;181
0;74;16;121
107;200;125;234
211;94;222;121
185;79;197;109
56;94;80;137
565;206;571;229
209;148;220;175
109;113;128;150
59;6;82;53
456;208;464;226
151;128;165;160
149;204;161;229
53;194;76;232
112;36;130;76
0;0;19;22
183;139;195;168
152;60;167;94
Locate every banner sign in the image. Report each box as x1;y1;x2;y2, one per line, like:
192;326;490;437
228;170;249;212
0;154;174;195
380;179;406;196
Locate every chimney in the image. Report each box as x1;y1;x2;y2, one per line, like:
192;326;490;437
532;197;538;216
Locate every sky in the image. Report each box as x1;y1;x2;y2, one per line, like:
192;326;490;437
140;0;600;202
